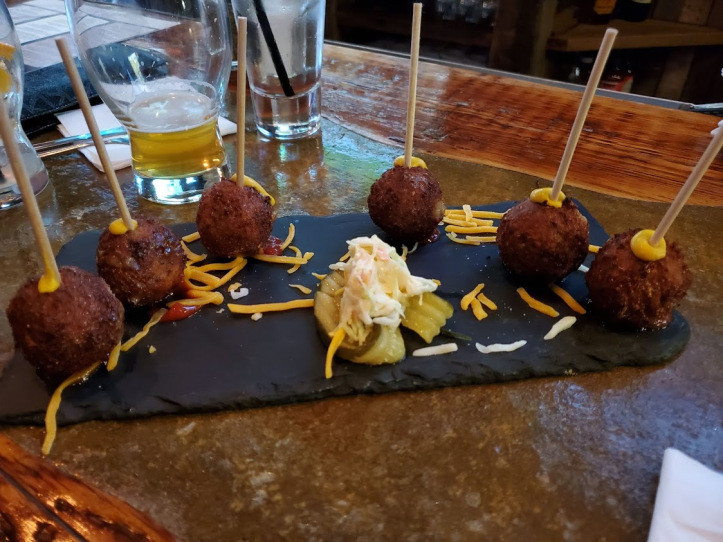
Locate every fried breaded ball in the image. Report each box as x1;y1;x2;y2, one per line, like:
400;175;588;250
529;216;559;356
6;266;124;388
196;179;274;258
586;229;691;329
368;166;445;244
497;197;589;284
96;218;185;307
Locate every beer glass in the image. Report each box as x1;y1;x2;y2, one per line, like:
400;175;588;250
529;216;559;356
64;0;233;204
0;3;49;210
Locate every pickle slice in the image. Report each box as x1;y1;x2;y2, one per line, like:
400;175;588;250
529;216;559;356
402;292;454;343
314;270;404;365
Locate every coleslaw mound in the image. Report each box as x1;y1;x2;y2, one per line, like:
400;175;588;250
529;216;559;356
329;235;439;345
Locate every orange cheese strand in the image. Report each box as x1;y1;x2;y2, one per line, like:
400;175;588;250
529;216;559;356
445;225;498;234
470;298;488;320
289;284;312;295
227;299;314;314
106;342;122;372
182;231;200;243
465;235;496;243
182;241;206;264
42;362;101;455
549;284;586;315
517;287;559;317
253;253;312;265
530;187;565;208
630;229;666;261
121;309;167;352
172;291;224;306
588;244;600;254
196;257;246;273
461;283;485;310
280;223;296;251
446;232;480;246
234;174;276;205
287;246;304;274
325;327;347;379
445;209;505;220
476;291;497;311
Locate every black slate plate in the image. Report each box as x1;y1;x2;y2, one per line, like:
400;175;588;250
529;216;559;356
0;202;690;426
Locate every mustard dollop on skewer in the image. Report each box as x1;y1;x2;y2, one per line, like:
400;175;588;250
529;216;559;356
393;155;427;169
530;187;566;208
108;218;138;235
630;229;666;261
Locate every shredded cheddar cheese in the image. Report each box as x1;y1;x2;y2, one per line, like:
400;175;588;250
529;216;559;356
288;246;304;274
461;283;485;310
517;288;559;317
446;232;480;246
182;231;200;243
325;327;347;378
227;299;315;314
289;284;312;295
549;284;586;315
253;253;312;265
470;298;488;320
182;241;206;264
589;244;600;254
121;309;167;351
106;342;122;372
476;291;497;311
465;235;496;243
43;362;101;455
312;272;328;280
445;209;505;220
228;282;242;292
445;225;498;234
233;174;276;205
280;223;296;251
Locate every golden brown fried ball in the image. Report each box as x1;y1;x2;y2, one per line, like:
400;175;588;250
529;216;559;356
96;218;185;307
586;229;691;329
7;266;124;388
368;166;445;244
196;179;274;258
497;197;589;284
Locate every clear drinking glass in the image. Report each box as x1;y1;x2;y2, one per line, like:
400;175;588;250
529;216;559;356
231;0;325;140
0;3;49;210
64;0;233;204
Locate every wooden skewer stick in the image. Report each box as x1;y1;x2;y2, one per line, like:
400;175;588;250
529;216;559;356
403;3;423;168
0;100;61;288
650;121;723;245
550;28;618;201
236;16;247;185
55;38;135;231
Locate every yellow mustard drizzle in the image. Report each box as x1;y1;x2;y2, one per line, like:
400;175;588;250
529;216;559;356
37;272;60;293
232;174;276;205
530;187;566;208
630;229;666;261
393;155;428;169
108;218;138;235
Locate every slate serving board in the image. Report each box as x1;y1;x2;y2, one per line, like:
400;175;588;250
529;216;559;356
0;202;690;426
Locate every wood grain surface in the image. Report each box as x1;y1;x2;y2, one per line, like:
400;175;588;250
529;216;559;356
322;43;723;206
0;435;176;541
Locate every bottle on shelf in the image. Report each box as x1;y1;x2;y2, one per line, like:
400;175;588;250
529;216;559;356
576;0;618;25
616;0;653;22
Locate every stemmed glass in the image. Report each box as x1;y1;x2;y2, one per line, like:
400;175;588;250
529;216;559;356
0;3;49;210
64;0;233;204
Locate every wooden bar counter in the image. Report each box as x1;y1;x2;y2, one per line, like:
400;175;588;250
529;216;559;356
0;43;721;540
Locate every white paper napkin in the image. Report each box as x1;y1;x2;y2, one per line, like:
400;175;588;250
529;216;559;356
56;103;237;173
648;448;723;542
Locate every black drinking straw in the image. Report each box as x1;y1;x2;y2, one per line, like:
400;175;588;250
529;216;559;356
252;0;295;97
